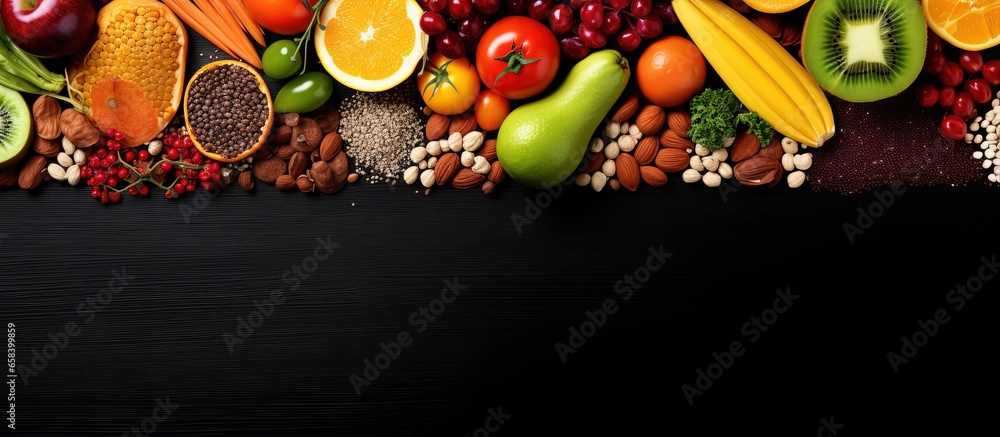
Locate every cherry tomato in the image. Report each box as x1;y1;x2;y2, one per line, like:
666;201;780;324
474;90;511;131
636;35;706;107
476;16;560;100
417;52;481;115
244;0;320;36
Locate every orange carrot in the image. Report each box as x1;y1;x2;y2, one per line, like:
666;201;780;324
194;0;255;63
225;0;266;46
164;0;262;68
163;0;242;61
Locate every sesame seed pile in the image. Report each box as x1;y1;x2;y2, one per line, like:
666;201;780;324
339;83;424;184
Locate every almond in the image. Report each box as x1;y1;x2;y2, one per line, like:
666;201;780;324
481;180;496;195
751;13;783;38
238;171;254;191
425;113;449;140
734;156;781;186
275;174;297;191
635;105;666;135
611;95;639;123
655;148;690;173
616;153;640;191
729;133;761;163
640;166;668;187
17;155;46;190
583;153;605;174
288;152;309;177
274;145;295;160
666;111;692;138
756;134;783;160
449;113;478;137
659;129;694;150
434;152;460;185
633;137;658;165
32;95;61;140
451;168;485;189
478;139;497;161
319;132;343;161
33;136;60;157
488;160;506;184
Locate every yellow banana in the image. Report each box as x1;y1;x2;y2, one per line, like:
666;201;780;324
673;0;835;147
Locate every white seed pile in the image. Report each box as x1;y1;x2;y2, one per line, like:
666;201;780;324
339;84;424;184
963;91;1000;183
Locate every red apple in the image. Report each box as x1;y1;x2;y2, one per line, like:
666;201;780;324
1;0;96;58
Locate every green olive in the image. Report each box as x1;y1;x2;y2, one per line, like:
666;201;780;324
274;71;335;114
262;40;304;80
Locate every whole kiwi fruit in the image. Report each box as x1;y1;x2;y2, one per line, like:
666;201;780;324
0;85;33;169
802;0;927;103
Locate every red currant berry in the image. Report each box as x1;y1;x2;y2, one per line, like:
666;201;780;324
959;51;984;73
174;182;186;194
207;162;221;174
939;114;967;140
166;148;180;160
117;167;129;179
113;130;125;142
182;137;193;149
952;91;974;118
164;191;172;199
96;148;107;158
938;86;956;107
138;150;150;161
191;153;204;165
200;180;214;191
139;185;150;196
965;78;992;104
915;83;939;108
983;60;1000;86
160;161;173;172
91;187;101;199
938;62;964;87
108;192;122;203
124;151;136;162
100;191;109;204
198;170;211;181
88;155;102;168
187;181;197;192
106;176;119;187
128;186;139;196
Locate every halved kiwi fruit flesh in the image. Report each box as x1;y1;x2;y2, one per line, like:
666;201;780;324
0;85;32;169
802;0;927;102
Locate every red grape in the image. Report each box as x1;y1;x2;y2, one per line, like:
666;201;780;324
506;0;527;13
938;61;964;87
608;0;629;10
952;91;974;118
965;78;992;104
420;11;447;36
601;11;622;35
577;23;607;48
435;30;466;59
449;0;473;19
631;0;651;18
939;114;967;140
568;0;588;8
923;51;946;75
959;51;984;73
617;28;642;51
528;0;553;22
915;83;939;108
458;15;485;43
983;60;1000;85
652;2;680;27
938;86;956;107
427;0;448;12
549;4;573;34
634;15;663;38
927;32;944;53
581;1;604;29
473;0;501;14
560;36;590;59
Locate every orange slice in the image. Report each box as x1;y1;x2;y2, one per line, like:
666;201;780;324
314;0;428;92
742;0;810;14
924;0;1000;50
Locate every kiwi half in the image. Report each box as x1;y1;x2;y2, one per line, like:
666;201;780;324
0;85;32;169
802;0;927;102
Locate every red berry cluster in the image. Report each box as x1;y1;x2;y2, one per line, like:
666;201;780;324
417;0;679;60
916;34;1000;140
82;129;223;204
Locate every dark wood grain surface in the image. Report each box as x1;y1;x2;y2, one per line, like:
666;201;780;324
2;19;999;437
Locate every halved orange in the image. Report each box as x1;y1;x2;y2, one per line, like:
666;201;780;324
742;0;810;14
314;0;428;92
924;0;1000;50
68;0;187;147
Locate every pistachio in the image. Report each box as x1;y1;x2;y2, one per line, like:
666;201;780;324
47;163;67;181
618;135;636;153
702;156;719;172
787;170;807;188
604;121;621;139
689;155;705;172
604;141;620;159
590;170;608;192
695;144;710;156
589;137;604;153
682;168;702;183
574;173;591;186
602;159;616;177
711;148;728;162
781;153;795;171
702;171;722;187
718;162;733;179
781;137;799;154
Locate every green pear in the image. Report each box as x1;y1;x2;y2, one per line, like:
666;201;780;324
497;50;630;189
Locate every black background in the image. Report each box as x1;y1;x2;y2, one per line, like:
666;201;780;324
3;4;1000;436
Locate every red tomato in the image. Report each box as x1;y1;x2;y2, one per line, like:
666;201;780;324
474;90;511;131
476;16;560;100
244;0;320;36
